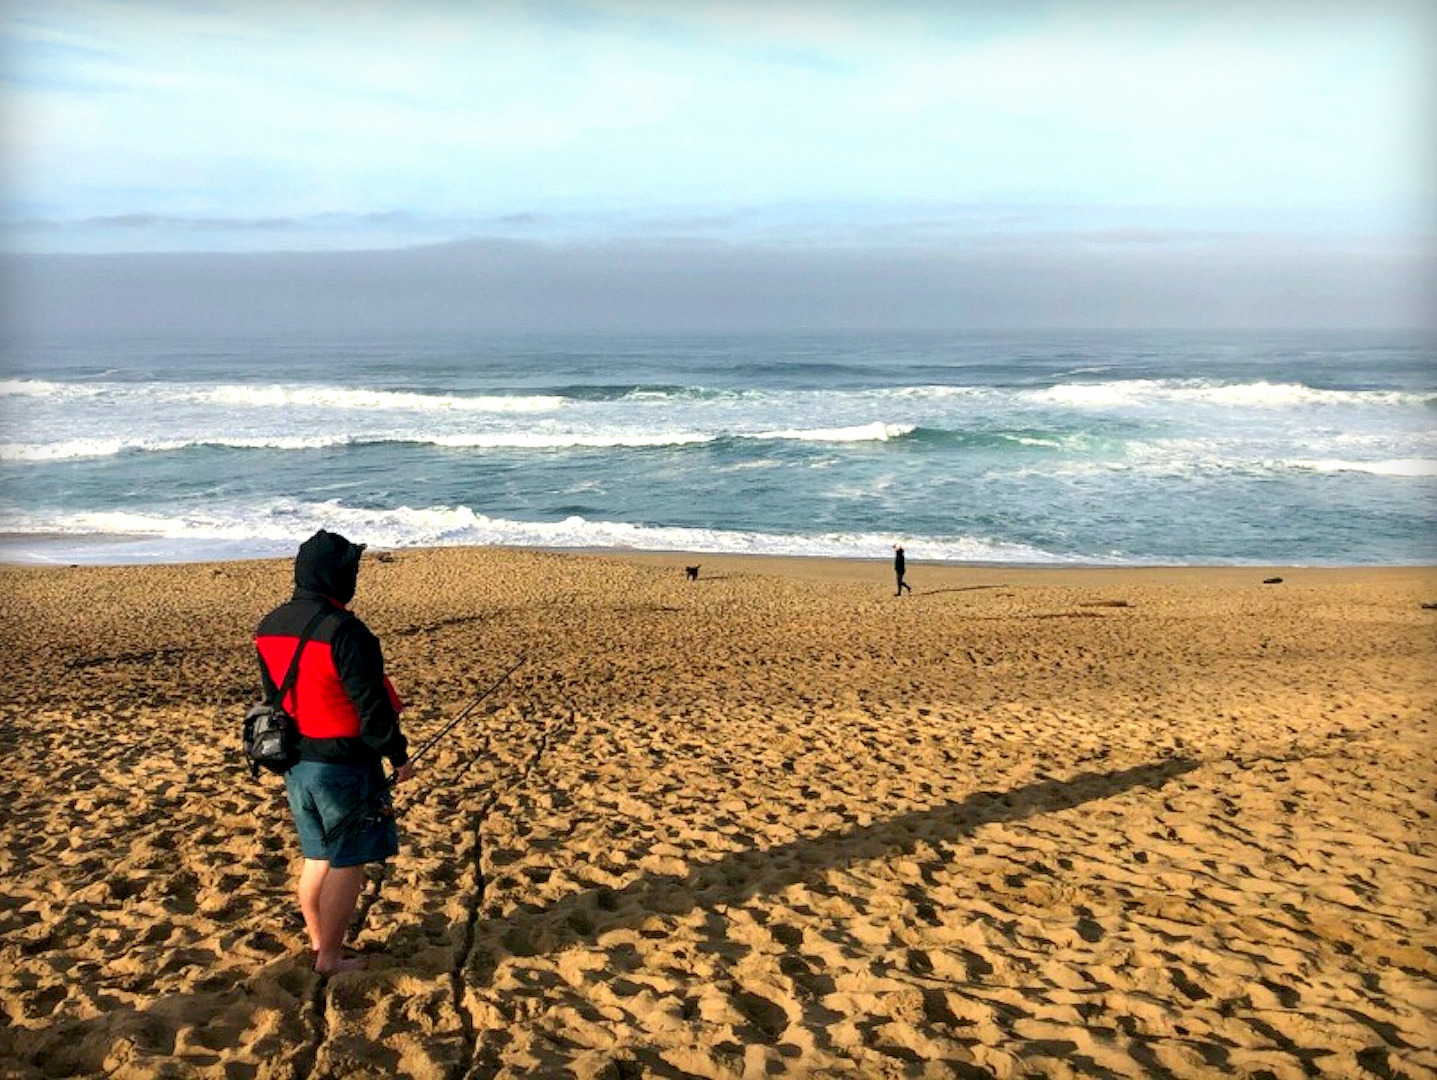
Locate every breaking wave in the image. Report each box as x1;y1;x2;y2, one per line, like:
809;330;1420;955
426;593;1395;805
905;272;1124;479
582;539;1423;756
1;423;917;460
1027;380;1433;409
195;385;567;412
6;375;1430;411
751;422;914;442
0;500;1073;566
0;435;354;461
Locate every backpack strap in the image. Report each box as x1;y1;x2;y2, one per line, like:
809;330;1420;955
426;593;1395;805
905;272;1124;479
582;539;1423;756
270;607;338;714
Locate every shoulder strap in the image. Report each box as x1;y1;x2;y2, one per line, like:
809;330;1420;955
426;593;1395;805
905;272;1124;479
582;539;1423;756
271;607;338;709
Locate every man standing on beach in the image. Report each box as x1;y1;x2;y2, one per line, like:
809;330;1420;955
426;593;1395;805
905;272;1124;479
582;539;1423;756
894;544;912;596
255;529;415;975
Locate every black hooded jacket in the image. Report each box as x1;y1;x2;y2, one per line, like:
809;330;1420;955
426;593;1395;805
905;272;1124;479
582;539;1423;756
254;530;408;769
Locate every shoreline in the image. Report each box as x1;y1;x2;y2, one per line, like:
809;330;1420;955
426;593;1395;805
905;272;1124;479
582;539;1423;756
1;532;1433;581
581;548;1437;586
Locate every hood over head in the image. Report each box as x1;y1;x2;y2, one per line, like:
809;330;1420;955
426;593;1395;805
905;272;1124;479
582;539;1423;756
294;529;365;604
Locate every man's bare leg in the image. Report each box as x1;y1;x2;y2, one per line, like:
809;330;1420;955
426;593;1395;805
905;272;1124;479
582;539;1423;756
297;858;326;951
298;859;366;973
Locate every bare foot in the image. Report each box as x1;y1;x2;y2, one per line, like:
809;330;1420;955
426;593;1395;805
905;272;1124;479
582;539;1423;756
314;954;365;975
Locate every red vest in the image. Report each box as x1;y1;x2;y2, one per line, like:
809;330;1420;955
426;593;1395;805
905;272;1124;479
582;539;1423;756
255;635;403;739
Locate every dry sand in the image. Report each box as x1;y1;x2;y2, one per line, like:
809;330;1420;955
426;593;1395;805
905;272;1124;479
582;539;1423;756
0;549;1434;1080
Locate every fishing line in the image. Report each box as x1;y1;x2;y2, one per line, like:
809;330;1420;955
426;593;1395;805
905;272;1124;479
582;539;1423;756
321;655;527;846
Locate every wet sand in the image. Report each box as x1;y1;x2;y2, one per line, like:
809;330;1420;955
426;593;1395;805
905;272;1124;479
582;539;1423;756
1;548;1434;1079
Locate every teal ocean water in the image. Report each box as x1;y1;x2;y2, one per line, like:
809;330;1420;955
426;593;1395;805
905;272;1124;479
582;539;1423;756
1;331;1433;565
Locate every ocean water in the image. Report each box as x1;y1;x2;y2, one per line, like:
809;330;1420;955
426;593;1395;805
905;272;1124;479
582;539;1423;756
0;330;1433;566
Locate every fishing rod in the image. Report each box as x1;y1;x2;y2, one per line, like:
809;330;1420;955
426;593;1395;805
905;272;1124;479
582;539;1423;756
321;655;527;846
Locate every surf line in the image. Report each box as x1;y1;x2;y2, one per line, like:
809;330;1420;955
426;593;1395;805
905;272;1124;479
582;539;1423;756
319;656;529;850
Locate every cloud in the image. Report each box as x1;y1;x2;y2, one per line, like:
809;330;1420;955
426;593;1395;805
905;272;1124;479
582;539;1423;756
492;213;552;227
2;0;1430;237
3;212;300;233
78;213;302;231
3;233;1430;336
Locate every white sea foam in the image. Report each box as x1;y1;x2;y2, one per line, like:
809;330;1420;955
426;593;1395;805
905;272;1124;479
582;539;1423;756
0;435;354;461
2;439;136;461
194;385;566;412
0;378;566;412
50;509;274;540
1188;382;1430;407
1005;450;1437;481
620;387;732;402
880;385;989;400
6;374;1430;414
0;379;104;398
1;422;918;460
429;431;716;449
1029;380;1431;409
1281;458;1437;477
750;422;915;442
219;435;354;450
1004;435;1065;448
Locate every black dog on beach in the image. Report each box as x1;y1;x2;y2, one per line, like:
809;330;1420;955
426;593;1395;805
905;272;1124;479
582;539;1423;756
685;565;701;581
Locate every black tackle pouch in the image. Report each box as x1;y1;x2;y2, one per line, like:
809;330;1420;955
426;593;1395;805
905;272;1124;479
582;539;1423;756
244;608;334;778
243;701;300;777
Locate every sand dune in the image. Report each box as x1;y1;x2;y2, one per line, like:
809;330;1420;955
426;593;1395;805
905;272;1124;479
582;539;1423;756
1;550;1434;1078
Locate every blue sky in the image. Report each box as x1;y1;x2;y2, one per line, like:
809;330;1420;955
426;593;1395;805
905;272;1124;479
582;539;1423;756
0;1;1432;330
2;0;1432;254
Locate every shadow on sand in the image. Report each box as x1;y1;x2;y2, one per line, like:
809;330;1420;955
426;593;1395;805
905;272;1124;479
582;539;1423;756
7;757;1202;1078
475;756;1201;974
917;584;1009;597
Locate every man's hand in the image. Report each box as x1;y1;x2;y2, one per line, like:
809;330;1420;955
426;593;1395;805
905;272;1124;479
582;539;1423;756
393;762;416;784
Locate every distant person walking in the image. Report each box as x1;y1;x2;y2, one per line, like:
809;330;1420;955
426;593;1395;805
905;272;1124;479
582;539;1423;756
255;529;415;975
893;544;912;595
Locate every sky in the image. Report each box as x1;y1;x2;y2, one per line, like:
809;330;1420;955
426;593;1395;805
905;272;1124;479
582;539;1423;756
0;0;1433;331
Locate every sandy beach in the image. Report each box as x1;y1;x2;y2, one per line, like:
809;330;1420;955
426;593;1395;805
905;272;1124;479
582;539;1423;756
1;548;1434;1080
